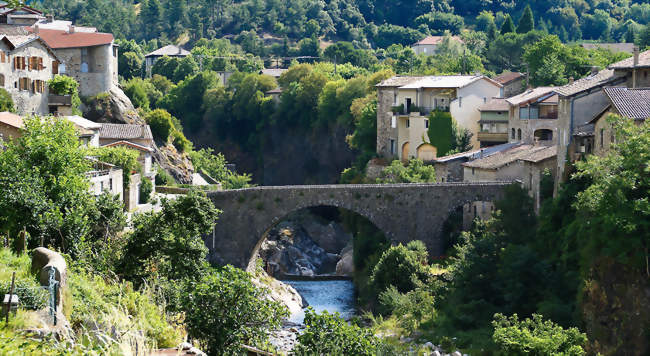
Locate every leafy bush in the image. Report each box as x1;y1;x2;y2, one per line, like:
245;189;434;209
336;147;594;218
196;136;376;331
47;75;81;110
182;265;287;355
376;159;436;183
145;109;174;142
139;177;153;204
492;313;587;355
189;148;252;189
171;129;192;152
0;88;14;112
370;243;431;299
294;308;380;356
87;145;140;187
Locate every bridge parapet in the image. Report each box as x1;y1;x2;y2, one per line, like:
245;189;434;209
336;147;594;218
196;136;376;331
205;182;516;268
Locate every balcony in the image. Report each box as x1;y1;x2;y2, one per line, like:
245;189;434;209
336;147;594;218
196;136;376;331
391;104;449;116
48;94;72;106
477;132;508;142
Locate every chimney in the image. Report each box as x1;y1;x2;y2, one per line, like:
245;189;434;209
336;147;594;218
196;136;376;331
46;14;54;22
68;25;75;34
569;76;574;84
33;24;39;34
178;46;182;55
591;66;598;75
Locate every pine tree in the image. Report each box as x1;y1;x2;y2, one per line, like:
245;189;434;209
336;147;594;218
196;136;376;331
487;21;498;40
559;26;569;43
517;5;534;34
141;0;163;41
500;15;516;35
625;26;635;43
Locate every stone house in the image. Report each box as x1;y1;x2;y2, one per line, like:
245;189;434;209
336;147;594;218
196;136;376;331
375;75;502;161
85;157;123;200
554;48;649;182
411;35;462;56
144;45;189;77
64;115;100;147
477;97;509;147
0;110;22;141
494;71;526;98
589;87;649;156
463;144;557;211
0;3;44;25
506;87;559;145
0;29;61;115
30;26;118;97
432;142;518;183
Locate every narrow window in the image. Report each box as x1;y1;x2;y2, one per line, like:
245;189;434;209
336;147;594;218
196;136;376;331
391;116;396;128
600;128;604;147
459;96;462;107
406;119;410;128
425;119;429;128
511;128;515;139
472;168;475;175
517;129;522;141
390;139;395;155
52;60;59;74
473;205;477;218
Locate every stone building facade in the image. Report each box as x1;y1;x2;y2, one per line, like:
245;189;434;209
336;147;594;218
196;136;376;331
0;32;60;115
506;87;559;145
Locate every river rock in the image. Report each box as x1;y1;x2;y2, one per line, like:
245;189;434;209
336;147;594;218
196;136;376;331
336;242;354;276
452;351;462;356
431;352;441;356
302;218;353;254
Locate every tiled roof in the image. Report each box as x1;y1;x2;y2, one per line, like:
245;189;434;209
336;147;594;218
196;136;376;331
99;123;153;141
1;34;38;48
555;69;621;97
398;75;501;89
145;45;190;57
604;87;650;119
0;24;29;35
260;68;287;78
494;72;524;85
433;142;519;163
462;144;556;169
608;49;650;69
413;35;463;46
28;28;113;49
506;87;558;106
580;43;635;54
102;140;153;153
376;76;424;88
479;98;509;111
0;111;23;129
64;115;101;131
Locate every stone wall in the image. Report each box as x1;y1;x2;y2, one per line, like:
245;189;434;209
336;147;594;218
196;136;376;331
54;44;115;97
0;39;56;115
206;182;512;268
376;87;398;159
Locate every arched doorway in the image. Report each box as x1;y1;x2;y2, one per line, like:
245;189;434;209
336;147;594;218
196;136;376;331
416;143;437;161
401;142;410;162
534;129;553;141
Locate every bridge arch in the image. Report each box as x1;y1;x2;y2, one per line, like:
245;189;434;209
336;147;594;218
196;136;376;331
205;183;513;269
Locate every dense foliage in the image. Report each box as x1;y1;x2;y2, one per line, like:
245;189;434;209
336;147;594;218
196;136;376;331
0;88;14;112
376;159;436;183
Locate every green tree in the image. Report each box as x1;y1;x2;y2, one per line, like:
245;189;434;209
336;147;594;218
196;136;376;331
119;51;143;79
161;71;219;132
492;314;587;355
118;190;220;284
182;265;287;355
294;308;381;356
376;159;436;184
47;75;81;110
0;117;92;254
517;5;535;34
145;108;175;142
427;110;456;156
500;15;516;34
0;88;14;112
639;24;650;49
87;145;140;188
370;243;431;296
189;148;252;189
171;56;199;82
123;78;150;109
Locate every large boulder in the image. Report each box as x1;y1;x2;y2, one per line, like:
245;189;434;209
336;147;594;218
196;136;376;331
31;248;67;313
153;143;194;185
335;243;354;277
82;86;142;125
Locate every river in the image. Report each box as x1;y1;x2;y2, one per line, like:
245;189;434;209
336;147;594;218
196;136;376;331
282;279;357;324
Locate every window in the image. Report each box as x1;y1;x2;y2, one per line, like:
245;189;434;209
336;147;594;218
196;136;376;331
472;168;475;175
473;205;477;218
100;181;104;191
18;77;30;91
600;128;604;147
425;119;429;128
33;80;45;93
390;139;396;155
423;47;427;53
81;48;89;73
391;116;396;128
458;96;462;107
483;97;487;103
0;74;4;87
406;119;410;128
13;56;26;70
52;60;59;74
109;178;113;190
511;128;515;139
517;129;522;141
0;52;4;63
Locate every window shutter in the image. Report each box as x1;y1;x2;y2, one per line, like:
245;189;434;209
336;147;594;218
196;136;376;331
38;57;43;70
52;60;59;74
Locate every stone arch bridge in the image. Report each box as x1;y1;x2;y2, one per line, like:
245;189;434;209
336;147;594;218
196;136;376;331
205;182;514;269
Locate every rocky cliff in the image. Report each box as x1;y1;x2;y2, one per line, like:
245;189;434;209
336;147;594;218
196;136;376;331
82;87;194;184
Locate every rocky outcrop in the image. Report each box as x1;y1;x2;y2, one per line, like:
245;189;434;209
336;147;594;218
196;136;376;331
82;86;142;125
301;218;353;255
153;143;194;185
250;267;306;320
336;243;354;276
259;221;339;277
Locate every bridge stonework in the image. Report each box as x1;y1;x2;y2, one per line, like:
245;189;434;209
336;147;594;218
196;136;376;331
205;182;513;269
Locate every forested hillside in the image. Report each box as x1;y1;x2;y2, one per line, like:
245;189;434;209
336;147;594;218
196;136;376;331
33;0;650;48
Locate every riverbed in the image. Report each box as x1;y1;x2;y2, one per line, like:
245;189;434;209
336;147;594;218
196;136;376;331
281;279;356;324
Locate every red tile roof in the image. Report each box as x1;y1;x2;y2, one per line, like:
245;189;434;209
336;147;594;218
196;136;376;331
413;35;463;46
26;28;113;49
0;111;24;129
494;72;524;85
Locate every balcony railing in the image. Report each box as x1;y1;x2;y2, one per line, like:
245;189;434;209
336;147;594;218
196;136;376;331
48;94;72;106
391;105;449;116
85;170;111;178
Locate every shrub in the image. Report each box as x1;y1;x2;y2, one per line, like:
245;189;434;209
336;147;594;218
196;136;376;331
123;78;150;109
87;146;140;187
376;159;436;183
370;243;431;298
171;129;192;152
294;308;380;356
145;109;174;142
139;177;153;204
155;165;175;186
182;266;287;355
492;313;587;355
47;75;81;109
0;88;14;112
